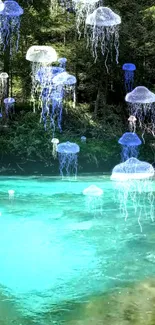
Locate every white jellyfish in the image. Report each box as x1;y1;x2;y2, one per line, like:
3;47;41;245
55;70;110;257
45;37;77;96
86;6;121;65
0;72;9;103
125;86;155;136
51;138;59;159
0;1;5;12
8;189;15;200
26;45;57;112
72;0;99;38
128;115;137;133
83;184;103;213
111;158;155;231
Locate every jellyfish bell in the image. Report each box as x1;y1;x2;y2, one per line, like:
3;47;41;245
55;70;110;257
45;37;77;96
0;72;9;79
58;57;67;69
4;97;15;104
86;6;121;27
83;185;103;196
122;63;136;72
81;135;86;142
52;71;76;86
86;6;121;64
51;138;59;159
1;0;23;16
26;46;57;63
57;141;80;154
8;189;15;199
125;86;155;104
111;158;154;181
4;97;15;116
128;115;137;123
56;141;80;177
0;0;5;12
118;132;142;161
118;132;141;147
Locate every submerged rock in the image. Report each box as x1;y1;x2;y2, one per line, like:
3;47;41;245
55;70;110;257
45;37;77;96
65;278;155;325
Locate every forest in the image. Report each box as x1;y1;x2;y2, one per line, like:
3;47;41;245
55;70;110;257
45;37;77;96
0;0;155;175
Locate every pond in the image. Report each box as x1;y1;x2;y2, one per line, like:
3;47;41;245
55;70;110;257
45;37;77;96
0;175;155;324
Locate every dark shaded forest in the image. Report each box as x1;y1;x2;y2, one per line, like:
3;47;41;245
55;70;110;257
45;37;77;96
0;0;155;174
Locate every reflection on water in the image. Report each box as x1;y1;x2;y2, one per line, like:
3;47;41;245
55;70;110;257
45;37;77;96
0;176;154;324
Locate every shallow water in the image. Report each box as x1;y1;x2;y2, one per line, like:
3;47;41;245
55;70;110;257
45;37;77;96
0;175;155;324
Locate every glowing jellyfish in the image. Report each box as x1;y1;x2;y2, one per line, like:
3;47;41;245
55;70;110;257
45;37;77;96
0;1;24;54
72;0;99;38
52;71;77;107
122;63;136;92
51;138;59;159
118;132;142;161
4;97;15;117
0;72;9;101
83;185;103;213
128;115;137;133
0;1;4;12
8;189;15;200
125;86;155;136
26;45;57;112
58;57;67;70
111;158;154;231
81;135;86;142
56;141;80;178
86;6;121;64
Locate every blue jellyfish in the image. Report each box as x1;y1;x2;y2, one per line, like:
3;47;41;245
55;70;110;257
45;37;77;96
118;132;142;161
81;135;86;143
0;0;24;54
4;97;15;117
122;63;136;92
56;141;80;177
58;58;67;70
125;86;155;136
111;158;154;231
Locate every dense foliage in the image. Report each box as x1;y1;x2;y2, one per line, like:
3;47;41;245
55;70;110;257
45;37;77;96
0;0;155;174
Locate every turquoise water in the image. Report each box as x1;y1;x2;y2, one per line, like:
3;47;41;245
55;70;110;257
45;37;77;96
0;175;155;324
